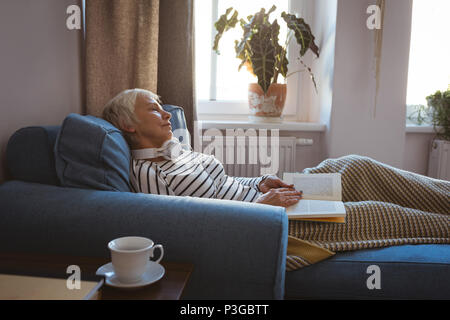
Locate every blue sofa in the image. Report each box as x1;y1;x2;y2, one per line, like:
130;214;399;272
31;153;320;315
0;105;449;299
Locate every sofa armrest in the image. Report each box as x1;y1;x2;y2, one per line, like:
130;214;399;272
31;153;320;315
0;180;288;299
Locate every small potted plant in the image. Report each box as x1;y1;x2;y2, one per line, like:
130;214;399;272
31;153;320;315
425;88;449;179
426;89;450;141
213;5;319;122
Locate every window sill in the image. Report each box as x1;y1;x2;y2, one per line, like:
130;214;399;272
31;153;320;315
405;125;439;133
197;120;326;132
196;123;438;133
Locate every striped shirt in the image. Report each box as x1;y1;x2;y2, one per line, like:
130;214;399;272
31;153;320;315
130;149;267;202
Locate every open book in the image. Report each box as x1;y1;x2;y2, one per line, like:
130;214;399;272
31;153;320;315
282;172;346;223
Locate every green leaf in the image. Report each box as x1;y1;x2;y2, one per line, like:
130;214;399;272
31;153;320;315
235;40;251;72
281;12;319;58
267;5;277;16
275;46;288;79
234;8;270;72
213;8;239;54
270;19;280;48
235;17;256;62
269;19;287;81
299;58;318;93
249;22;276;93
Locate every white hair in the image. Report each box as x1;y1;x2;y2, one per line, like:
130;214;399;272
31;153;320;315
102;88;161;146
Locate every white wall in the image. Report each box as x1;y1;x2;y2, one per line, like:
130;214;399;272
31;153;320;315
324;0;413;168
0;0;83;183
287;0;337;126
242;0;423;174
404;132;435;175
292;0;424;173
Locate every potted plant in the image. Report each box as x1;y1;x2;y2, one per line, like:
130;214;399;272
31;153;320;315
426;89;450;141
213;5;319;122
425;88;450;179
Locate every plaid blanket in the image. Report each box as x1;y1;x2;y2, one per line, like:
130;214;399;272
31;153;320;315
286;155;450;271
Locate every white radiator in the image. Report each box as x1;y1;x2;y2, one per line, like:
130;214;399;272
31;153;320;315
427;139;450;181
201;136;297;178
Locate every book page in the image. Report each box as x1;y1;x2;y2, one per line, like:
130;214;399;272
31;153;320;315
285;200;346;218
283;173;342;201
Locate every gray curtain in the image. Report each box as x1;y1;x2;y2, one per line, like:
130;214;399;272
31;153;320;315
85;0;197;145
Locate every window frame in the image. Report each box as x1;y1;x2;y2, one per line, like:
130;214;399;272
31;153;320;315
405;0;450;126
196;0;294;116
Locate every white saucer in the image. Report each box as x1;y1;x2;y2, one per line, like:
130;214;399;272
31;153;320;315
96;262;165;288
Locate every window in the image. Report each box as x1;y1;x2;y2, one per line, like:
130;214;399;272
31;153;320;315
195;0;289;114
406;0;450;125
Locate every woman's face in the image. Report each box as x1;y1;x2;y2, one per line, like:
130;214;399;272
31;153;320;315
131;93;172;148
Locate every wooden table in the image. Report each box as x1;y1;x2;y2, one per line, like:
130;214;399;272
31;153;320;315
0;252;193;300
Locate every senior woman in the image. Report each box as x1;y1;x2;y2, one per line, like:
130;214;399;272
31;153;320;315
102;88;303;207
102;88;450;271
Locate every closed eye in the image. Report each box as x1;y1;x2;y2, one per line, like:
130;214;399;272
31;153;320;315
148;103;162;112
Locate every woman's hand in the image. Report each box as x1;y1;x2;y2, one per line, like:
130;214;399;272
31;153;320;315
255;188;303;208
258;175;295;193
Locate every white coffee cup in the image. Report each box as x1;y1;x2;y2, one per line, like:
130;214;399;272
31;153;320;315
108;236;164;284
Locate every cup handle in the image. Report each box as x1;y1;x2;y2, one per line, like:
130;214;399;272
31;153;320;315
151;244;164;264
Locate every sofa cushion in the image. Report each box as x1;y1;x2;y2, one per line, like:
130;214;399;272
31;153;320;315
285;244;450;299
163;104;191;148
6;126;60;186
54;113;131;192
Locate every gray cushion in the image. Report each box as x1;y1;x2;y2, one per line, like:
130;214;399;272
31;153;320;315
6;126;60;186
163;104;191;147
54;113;131;192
